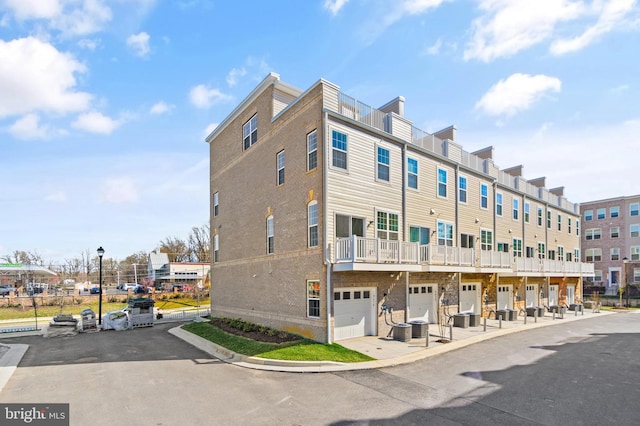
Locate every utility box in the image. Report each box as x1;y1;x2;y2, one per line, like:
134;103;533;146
393;323;412;342
80;308;96;331
496;309;508;321
128;298;154;328
408;320;428;338
507;309;518;321
453;313;469;328
467;313;480;327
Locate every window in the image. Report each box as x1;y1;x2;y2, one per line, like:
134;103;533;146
586;248;602;262
377;211;398;240
480;229;493;251
437;221;454;246
377;146;390;181
584;210;593;221
548;250;555;260
547;210;552;229
331;130;347;169
594;270;603;282
537;207;543;226
576;220;580;236
276;150;285;185
513;199;519;220
480;184;488;209
611;226;620;238
568;217;571;234
461;233;475;249
634;268;640;283
526;246;535;258
632;203;640;217
459;176;467;203
437;168;447;197
631;224;640;238
409;226;430;244
558;246;564;261
213;192;219;217
557;214;562;231
574;249;580;262
566;252;572;262
497;242;509;253
307;130;317;171
632;246;640;261
610;206;619;218
336;214;365;238
524;202;530;223
611;248;620;261
243;114;258;150
537;242;546;259
512;238;522;257
496;193;503;216
597;208;606;220
266;216;274;254
307;281;320;318
308;202;318;247
213;234;219;262
407;158;418;189
585;228;601;240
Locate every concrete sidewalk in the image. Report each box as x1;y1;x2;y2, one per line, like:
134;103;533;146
169;307;618;373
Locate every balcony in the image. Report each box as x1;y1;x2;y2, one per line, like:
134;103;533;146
333;236;595;276
333;236;510;272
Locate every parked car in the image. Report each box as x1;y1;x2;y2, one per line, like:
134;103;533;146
90;287;100;294
120;283;138;291
0;286;16;296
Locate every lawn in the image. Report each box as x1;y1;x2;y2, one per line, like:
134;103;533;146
182;321;374;363
0;295;208;321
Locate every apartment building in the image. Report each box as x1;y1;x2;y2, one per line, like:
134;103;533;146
207;73;593;343
580;195;640;295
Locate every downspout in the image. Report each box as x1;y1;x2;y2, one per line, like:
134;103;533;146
323;110;332;344
402;143;409;321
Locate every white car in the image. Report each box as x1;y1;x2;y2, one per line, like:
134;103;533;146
121;283;138;291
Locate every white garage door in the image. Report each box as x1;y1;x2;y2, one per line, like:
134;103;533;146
333;288;376;341
409;284;437;323
497;285;513;310
549;285;558;306
526;284;538;307
459;283;481;314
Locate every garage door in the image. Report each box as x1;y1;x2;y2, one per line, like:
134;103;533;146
497;285;513;310
459;283;481;314
409;284;437;323
549;285;558;306
526;284;538;307
333;288;376;341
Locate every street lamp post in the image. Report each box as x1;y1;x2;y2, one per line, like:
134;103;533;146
97;246;105;325
623;257;629;308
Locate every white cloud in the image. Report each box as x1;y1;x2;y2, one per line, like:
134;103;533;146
45;190;67;203
464;0;585;62
475;73;562;118
101;177;139;204
71;111;120;134
77;38;100;50
226;67;247;87
51;0;113;37
550;0;637;55
149;101;173;115
203;122;218;138
607;84;630;95
189;84;232;109
3;0;62;20
324;0;350;16
403;0;447;14
0;37;92;118
8;113;51;140
423;38;442;55
127;31;150;57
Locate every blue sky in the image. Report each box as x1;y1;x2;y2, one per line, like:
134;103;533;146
1;0;638;263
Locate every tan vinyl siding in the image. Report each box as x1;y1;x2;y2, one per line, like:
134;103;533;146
272;88;296;117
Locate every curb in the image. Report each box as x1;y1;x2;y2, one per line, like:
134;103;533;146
169;310;617;373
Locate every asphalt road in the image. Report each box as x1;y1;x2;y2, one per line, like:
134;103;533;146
0;313;638;425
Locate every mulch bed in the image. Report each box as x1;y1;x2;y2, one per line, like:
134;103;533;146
210;318;303;344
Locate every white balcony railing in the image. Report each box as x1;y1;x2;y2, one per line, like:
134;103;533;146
335;236;594;274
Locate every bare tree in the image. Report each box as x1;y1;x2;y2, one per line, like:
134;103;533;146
158;237;189;262
188;224;210;262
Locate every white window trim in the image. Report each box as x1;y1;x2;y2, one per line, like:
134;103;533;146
407;157;418;190
524;202;530;223
480;183;488;210
458;175;468;204
496;192;503;217
242;114;258;150
512;198;519;221
276;150;285;186
213;192;219;217
307;280;321;319
266;215;274;255
376;144;390;183
308;201;318;248
375;209;400;241
437;220;454;247
330;129;348;172
437;167;447;198
307;130;317;172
